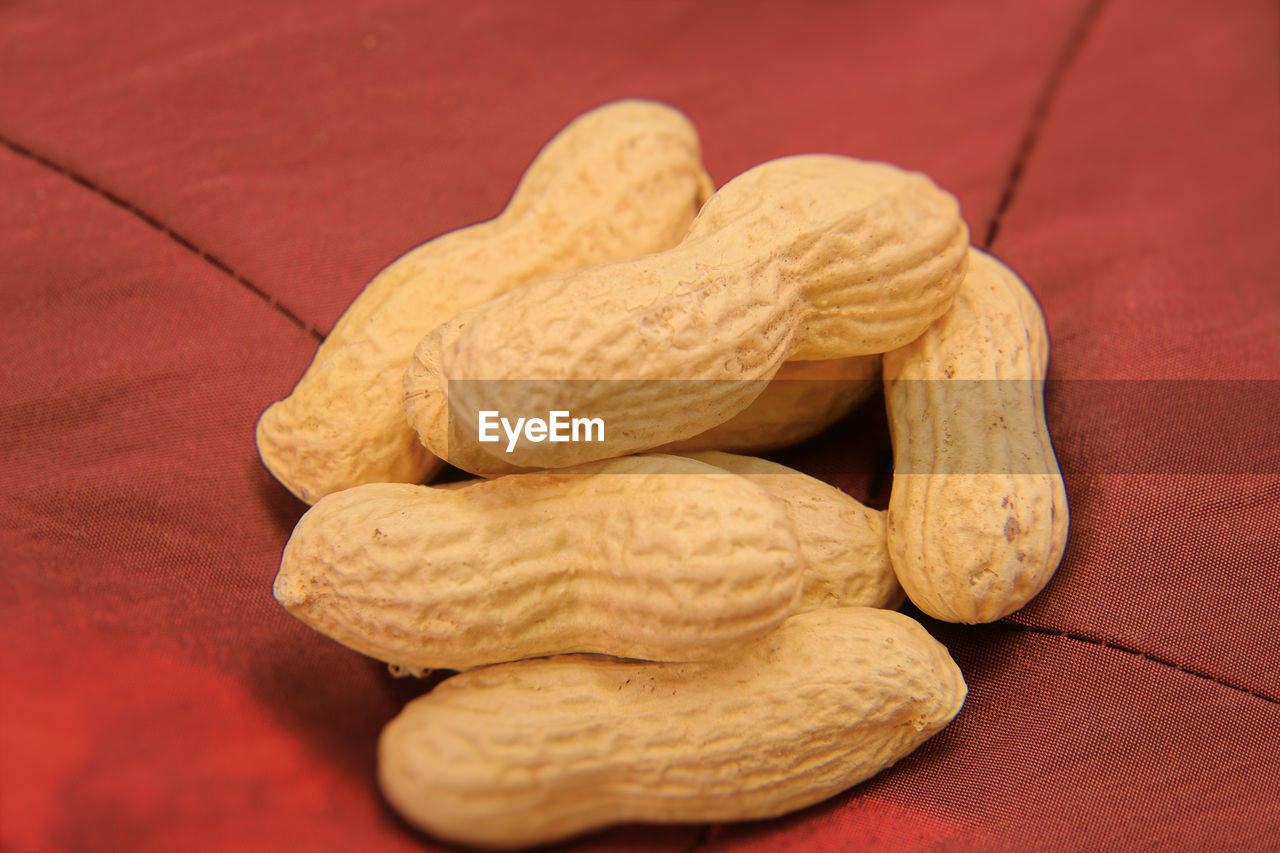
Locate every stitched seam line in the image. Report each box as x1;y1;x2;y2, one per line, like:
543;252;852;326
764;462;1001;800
975;0;1278;707
995;621;1280;705
1;133;325;343
981;0;1108;249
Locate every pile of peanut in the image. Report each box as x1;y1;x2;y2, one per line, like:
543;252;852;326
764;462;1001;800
259;100;1068;850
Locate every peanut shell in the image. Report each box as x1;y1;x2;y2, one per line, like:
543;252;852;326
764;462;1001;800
378;606;966;849
256;100;713;502
681;450;902;611
273;455;803;671
660;355;881;454
883;249;1069;622
405;154;968;475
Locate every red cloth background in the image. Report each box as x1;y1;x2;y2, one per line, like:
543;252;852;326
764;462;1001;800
2;1;1277;850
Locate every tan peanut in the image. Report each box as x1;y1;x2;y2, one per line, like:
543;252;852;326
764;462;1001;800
378;606;966;849
883;249;1069;623
256;100;713;503
272;455;803;672
659;355;881;454
404;154;968;476
681;451;902;611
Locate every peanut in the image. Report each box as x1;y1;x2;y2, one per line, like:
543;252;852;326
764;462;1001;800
272;455;803;671
681;451;902;611
883;249;1069;623
256;100;713;503
659;355;881;454
378;606;966;849
404;154;968;475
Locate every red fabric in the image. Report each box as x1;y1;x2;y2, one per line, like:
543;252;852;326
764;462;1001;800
3;1;1277;851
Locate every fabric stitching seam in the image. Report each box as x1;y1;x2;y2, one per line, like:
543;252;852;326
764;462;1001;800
995;621;1279;705
981;0;1108;249
1;132;325;343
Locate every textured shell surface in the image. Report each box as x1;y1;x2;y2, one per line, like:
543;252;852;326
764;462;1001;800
377;606;966;849
256;99;713;503
883;249;1069;623
679;451;902;611
659;355;881;454
404;154;967;475
273;455;804;670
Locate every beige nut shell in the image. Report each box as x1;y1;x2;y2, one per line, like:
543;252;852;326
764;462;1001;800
256;99;713;503
680;451;903;611
883;249;1069;623
660;355;881;454
378;606;966;850
405;154;968;475
273;455;804;671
